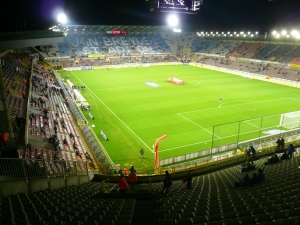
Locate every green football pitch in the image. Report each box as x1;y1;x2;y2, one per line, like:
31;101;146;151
59;65;300;170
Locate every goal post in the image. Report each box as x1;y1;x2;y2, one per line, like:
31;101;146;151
279;111;300;129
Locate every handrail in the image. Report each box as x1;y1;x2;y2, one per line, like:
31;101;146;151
0;158;89;182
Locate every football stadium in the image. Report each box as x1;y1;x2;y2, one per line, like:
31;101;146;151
1;2;300;225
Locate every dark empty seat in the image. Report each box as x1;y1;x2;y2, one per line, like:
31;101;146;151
159;219;174;225
255;214;272;223
223;219;241;225
193;216;208;224
176;218;193;225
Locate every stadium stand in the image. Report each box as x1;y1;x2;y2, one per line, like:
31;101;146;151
191;39;219;53
3;29;300;225
210;41;240;56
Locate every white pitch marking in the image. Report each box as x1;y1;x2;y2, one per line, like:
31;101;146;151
70;72;154;153
177;113;220;138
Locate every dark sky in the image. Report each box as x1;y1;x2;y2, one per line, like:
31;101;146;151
1;0;299;33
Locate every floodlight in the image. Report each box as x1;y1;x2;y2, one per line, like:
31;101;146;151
281;30;287;36
276;33;280;38
272;30;277;35
255;32;258;34
167;14;179;27
57;13;67;24
291;30;299;36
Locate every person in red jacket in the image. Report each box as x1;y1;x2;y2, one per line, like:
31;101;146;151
1;133;8;146
118;174;128;193
128;170;138;190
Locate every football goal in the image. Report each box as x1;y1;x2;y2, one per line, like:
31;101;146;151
279;111;300;129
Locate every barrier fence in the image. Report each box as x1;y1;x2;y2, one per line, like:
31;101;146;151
160;126;300;167
0;158;89;182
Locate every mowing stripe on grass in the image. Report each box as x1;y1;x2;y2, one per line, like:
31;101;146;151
71;72;154;153
180;98;300;114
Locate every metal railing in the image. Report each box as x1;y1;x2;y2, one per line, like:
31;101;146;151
0;158;89;182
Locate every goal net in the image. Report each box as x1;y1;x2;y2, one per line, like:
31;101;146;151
279;111;300;129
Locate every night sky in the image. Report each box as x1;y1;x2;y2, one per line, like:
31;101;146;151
1;0;299;33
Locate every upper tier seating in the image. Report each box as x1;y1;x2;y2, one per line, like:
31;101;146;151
55;33;172;57
191;39;219;53
210;41;241;56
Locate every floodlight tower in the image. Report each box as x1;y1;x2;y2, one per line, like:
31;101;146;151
57;13;67;25
167;14;179;27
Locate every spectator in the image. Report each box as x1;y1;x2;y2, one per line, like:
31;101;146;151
41;127;46;136
241;163;248;173
258;168;266;184
54;126;57;135
63;138;68;145
69;133;75;139
280;137;285;151
186;172;193;189
118;174;128;193
130;165;136;173
75;150;82;159
264;154;279;165
140;148;145;159
123;167;128;176
281;151;289;160
128;170;137;190
1;132;8;146
163;170;172;194
249;146;256;160
85;152;93;162
234;173;250;188
287;143;295;158
73;142;79;150
250;173;259;186
275;138;281;152
247;162;255;171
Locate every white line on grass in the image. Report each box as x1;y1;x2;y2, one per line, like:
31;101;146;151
177;113;220;138
70;72;154;153
182;98;300;114
160;122;278;153
243;120;261;129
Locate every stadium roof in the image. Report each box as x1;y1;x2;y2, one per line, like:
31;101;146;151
64;25;170;34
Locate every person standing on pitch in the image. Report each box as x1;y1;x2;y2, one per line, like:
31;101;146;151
140;148;145;159
220;96;222;102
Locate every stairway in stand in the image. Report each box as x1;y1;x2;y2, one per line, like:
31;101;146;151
131;200;158;225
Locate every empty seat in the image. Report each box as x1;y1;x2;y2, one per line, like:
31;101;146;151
240;216;256;225
159;219;174;225
255;214;272;223
207;214;222;222
223;219;241;225
176;218;193;225
193;216;208;224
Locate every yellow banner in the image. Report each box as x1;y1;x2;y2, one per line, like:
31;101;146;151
290;64;300;69
88;54;105;59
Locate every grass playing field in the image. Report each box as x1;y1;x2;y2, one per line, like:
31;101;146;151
59;65;300;171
